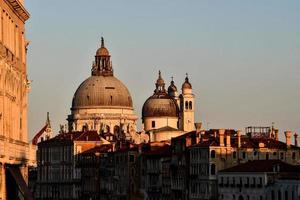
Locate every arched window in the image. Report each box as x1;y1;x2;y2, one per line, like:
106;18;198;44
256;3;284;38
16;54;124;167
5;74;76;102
211;164;216;175
211;150;216;158
185;101;188;110
189;101;192;110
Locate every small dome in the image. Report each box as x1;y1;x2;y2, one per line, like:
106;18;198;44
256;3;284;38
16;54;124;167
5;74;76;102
168;80;177;94
96;46;109;56
72;76;133;109
96;37;110;56
182;76;192;89
142;94;179;118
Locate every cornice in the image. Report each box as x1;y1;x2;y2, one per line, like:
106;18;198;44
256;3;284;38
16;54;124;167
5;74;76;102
5;0;30;22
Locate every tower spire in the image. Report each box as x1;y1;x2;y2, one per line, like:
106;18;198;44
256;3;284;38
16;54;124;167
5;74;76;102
46;112;51;128
101;37;105;47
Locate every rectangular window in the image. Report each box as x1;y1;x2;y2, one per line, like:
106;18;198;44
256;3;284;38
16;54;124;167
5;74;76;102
151;121;155;128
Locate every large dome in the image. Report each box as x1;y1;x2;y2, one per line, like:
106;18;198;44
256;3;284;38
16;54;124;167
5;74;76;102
72;76;133;109
142;94;179;118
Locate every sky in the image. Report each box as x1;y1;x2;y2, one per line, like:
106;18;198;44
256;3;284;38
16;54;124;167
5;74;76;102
25;0;300;141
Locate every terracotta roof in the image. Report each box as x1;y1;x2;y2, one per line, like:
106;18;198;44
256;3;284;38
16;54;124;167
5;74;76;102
32;124;48;145
220;160;300;173
81;144;113;155
46;130;101;142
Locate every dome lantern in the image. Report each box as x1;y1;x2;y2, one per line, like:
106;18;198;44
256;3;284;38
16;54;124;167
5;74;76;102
154;70;166;94
182;73;192;91
168;76;178;96
92;37;113;76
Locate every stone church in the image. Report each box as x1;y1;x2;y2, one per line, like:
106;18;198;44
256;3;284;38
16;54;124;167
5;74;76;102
64;37;197;144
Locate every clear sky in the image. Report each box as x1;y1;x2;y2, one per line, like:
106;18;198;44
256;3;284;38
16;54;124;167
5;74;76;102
25;0;300;141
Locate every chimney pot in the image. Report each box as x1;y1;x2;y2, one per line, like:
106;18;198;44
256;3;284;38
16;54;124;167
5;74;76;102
294;133;298;147
219;129;225;147
285;131;292;147
237;130;242;148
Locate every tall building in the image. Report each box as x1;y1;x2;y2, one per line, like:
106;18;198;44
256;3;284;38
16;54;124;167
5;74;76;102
0;0;31;199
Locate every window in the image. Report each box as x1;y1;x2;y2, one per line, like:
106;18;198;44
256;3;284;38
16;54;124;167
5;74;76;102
189;101;192;110
253;151;257;156
242;152;246;159
210;150;216;158
280;152;284;160
292;152;296;160
185;101;188;110
151;121;155;128
278;190;282;200
266;153;269;160
210;164;216;175
285;191;288;200
233;151;237;159
271;190;275;200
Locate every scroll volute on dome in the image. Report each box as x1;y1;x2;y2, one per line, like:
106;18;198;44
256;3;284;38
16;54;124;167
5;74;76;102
92;37;113;76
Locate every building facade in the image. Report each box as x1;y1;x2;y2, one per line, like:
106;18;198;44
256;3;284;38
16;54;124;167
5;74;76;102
218;160;300;200
0;0;31;199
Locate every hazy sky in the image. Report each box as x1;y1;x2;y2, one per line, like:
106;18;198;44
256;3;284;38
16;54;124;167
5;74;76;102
26;0;300;141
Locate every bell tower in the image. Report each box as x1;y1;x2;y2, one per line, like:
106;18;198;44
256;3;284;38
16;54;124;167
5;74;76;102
179;74;195;132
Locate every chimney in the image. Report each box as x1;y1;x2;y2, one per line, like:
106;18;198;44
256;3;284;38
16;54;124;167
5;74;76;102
294;133;298;147
237;130;242;148
226;131;231;147
219;129;225;147
285;131;292;147
275;129;279;141
195;123;202;143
